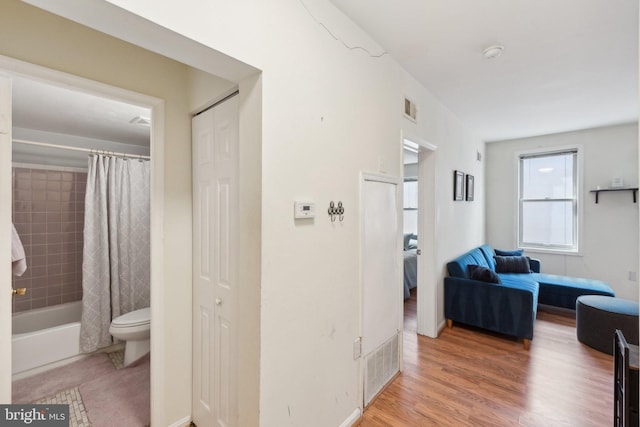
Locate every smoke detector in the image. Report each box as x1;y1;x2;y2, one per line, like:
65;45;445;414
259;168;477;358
482;45;504;59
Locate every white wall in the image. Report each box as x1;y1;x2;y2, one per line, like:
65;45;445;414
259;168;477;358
400;71;486;326
486;123;639;301
18;0;486;425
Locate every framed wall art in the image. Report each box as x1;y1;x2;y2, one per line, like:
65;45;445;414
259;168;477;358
453;170;464;201
466;174;474;201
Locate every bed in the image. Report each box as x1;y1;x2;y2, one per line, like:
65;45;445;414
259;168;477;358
403;234;418;299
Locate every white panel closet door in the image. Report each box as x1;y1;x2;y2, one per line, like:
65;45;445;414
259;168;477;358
192;95;239;427
361;176;400;406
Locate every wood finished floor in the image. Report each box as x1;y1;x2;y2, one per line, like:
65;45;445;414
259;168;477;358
360;290;613;426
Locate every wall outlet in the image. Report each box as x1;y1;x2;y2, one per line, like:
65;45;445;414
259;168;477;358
629;271;637;282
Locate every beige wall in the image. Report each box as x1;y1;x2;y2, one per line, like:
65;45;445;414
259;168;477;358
0;0;234;422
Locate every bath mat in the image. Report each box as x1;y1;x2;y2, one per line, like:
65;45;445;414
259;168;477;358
12;353;116;404
35;386;91;427
80;353;150;427
106;348;125;369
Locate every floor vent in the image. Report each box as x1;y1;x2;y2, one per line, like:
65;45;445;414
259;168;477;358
364;331;400;406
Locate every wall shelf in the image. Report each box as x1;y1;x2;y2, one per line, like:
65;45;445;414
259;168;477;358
589;187;639;204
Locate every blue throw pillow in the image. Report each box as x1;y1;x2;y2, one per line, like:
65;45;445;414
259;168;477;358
468;265;501;284
495;248;524;256
494;255;531;273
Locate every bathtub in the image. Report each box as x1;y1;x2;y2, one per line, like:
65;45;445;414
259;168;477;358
12;301;83;375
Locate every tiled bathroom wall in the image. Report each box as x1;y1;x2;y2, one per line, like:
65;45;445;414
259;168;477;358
12;166;86;313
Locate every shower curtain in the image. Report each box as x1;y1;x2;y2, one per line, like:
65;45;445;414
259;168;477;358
80;154;151;353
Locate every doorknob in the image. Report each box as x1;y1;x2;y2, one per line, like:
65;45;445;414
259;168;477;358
12;288;26;296
215;298;222;305
416;249;422;255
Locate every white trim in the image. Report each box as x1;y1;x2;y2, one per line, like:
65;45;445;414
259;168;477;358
0;54;165;425
149;101;166;426
167;415;191;427
416;148;439;338
403;134;437;152
0;73;12;403
522;247;584;257
339;408;362;427
362;171;401;185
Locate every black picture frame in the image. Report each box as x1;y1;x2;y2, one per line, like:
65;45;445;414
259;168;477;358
466;174;474;201
453;170;464;201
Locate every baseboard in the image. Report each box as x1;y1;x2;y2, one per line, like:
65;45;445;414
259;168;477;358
339;408;362;427
437;319;447;335
167;415;191;427
538;303;575;315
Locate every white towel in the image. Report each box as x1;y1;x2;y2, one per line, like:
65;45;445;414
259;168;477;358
11;223;27;276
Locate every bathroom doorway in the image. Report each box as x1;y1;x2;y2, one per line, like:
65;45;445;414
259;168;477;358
0;3;262;424
1;56;160;423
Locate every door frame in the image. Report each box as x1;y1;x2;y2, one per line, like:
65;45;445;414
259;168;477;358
0;55;165;412
402;134;438;338
0;72;12;401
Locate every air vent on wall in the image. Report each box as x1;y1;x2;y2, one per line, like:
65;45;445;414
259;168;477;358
403;97;417;122
363;332;400;406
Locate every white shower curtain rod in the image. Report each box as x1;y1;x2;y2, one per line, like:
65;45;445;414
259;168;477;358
13;138;151;160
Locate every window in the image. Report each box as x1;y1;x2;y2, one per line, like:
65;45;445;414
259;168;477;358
518;149;578;252
403;179;418;234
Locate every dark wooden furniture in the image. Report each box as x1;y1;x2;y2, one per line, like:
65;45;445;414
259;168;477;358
614;329;639;427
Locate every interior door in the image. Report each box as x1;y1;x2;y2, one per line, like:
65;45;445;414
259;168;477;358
361;174;401;406
192;95;239;427
0;73;12;402
416;145;438;338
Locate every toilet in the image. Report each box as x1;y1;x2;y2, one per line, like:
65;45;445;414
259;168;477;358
109;307;151;367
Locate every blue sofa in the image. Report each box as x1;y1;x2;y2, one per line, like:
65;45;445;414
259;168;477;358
444;244;615;349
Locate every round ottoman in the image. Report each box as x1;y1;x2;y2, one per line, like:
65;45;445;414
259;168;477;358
576;295;639;355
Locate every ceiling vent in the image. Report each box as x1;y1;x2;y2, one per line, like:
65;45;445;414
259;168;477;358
130;116;151;126
403;97;417;122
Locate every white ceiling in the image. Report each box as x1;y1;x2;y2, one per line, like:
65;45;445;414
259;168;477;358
330;0;639;142
12;75;151;146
